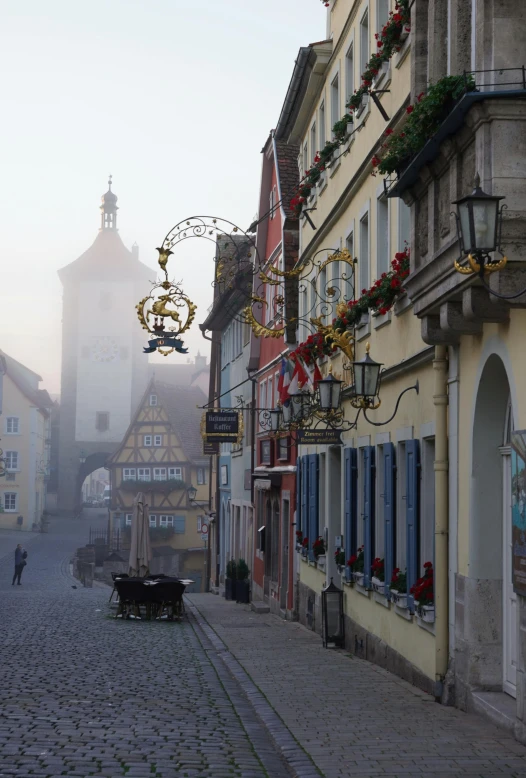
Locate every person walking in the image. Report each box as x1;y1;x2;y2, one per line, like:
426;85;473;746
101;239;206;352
12;544;27;586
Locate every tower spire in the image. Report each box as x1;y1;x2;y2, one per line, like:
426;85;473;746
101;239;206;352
100;174;118;231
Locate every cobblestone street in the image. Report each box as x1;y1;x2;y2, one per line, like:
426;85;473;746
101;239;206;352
2;518;526;778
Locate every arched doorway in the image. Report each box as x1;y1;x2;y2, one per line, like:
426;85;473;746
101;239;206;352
76;452;110;514
469;353;517;698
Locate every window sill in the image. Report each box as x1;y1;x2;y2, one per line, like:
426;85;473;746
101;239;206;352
416;615;436;634
394;292;412;317
3;510;17;514
354;581;370;598
355;314;371;342
373;310;391;330
394;604;413;621
394;30;411;69
373;591;390;608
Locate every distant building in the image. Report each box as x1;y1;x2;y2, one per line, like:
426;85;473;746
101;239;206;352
0;350;53;531
106;379;210;590
56;178;152;515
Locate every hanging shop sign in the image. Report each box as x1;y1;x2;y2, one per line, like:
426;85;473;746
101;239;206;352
201;411;243;444
296;429;342;446
511;429;526;597
203;440;219;455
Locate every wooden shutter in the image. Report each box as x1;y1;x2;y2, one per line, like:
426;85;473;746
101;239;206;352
406;439;420;610
344;447;357;581
383;442;396;597
296;456;301;540
301;456;309;538
363;446;375;589
308;454;319;562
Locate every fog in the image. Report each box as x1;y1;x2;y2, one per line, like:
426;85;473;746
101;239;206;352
0;0;324;393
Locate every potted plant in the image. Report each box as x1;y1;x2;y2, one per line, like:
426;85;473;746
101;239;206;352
295;530;303;551
411;561;435;622
371;557;386;594
236;558;250;604
225;559;237;601
390;568;408;608
313;536;325;560
301;537;309;558
334;548;346;574
347;545;364;585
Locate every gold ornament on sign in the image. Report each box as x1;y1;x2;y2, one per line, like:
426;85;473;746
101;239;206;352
310;314;355;363
156;246;174;277
243;306;285;338
136;281;197;356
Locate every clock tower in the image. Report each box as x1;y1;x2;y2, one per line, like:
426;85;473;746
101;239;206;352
57;178;152;514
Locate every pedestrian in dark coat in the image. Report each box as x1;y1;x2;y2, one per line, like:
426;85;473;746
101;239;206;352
12;544;26;585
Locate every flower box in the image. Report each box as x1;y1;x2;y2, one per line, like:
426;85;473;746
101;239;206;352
371;576;385;595
346;121;353;137
352;571;365;587
373;61;389;88
390;589;408;609
415;602;435;623
399;27;410;43
315;554;326;571
295;543;303;552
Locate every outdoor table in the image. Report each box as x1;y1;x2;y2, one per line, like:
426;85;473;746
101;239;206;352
113;576;190;621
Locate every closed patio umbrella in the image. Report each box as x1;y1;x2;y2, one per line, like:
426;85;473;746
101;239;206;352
128;492;152;577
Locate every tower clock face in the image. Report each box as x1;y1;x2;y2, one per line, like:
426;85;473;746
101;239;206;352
91;337;119;363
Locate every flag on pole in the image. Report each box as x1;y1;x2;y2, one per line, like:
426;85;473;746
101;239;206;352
302;360;323;393
277;358;292;404
289;357;309;395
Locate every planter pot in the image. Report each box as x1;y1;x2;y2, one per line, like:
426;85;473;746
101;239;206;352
225;577;237;601
390;589;408;608
296;543;303;552
337;564;346;575
236;580;250;604
399;27;410;43
371;576;385;595
301;547;308;558
352;571;364;587
346;121;353;136
415;602;435;622
315;554;326;570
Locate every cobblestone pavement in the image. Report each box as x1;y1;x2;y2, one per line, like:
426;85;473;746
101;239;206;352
0;518;292;778
187;594;526;778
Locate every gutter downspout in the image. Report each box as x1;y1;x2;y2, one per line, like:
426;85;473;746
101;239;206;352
447;346;460;663
434;345;449;697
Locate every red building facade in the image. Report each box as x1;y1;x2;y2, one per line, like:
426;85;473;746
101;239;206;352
250;132;299;617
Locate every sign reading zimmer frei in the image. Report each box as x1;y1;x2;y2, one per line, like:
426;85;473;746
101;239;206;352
204;411;240;443
296;429;342;446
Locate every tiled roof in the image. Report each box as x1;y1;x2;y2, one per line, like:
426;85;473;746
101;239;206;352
0;350;52;415
58;230;152;282
154;382;208;464
275;140;300;220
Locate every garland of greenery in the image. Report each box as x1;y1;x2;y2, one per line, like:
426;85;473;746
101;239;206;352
371;74;476;176
289;249;410;367
291;0;410;216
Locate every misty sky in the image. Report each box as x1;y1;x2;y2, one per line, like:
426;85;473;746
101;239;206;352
0;0;325;393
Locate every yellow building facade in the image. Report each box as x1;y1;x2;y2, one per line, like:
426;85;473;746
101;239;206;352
275;0;442;693
107;380;210;590
0;351;52;532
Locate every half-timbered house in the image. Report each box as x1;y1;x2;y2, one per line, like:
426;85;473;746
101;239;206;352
107;380;210;590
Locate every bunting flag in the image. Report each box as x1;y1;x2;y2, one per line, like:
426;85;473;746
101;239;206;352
300;359;323;393
289;357;309;396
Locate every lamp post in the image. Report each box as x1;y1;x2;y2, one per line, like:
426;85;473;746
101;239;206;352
321;578;345;648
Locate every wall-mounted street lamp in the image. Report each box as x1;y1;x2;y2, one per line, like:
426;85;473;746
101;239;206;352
451;173;526;301
187;485;198;503
318;369;343;412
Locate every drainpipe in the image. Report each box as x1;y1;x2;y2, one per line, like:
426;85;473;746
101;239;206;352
434;345;449;696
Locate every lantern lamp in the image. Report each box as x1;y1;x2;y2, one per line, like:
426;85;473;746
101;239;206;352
321;577;345;648
290;390;311;422
270;406;281;433
187;485;198;502
453;173;504;256
282;400;292;425
352;343;382;401
318;368;343;412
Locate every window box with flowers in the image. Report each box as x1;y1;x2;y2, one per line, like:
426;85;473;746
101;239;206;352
371;557;386;595
301;537;309;560
347;545;365;586
411;562;435;623
313;537;326;569
334;549;346;575
390;568;409;609
295;530;304;552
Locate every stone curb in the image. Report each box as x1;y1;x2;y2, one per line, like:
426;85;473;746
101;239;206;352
186;598;323;778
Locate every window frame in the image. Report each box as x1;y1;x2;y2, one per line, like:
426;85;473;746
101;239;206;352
359;209;370;295
330;71;340;134
359;7;370;76
169;466;183;480
174;515;186;534
137;468;151;482
197;467;206;485
95;412;109;432
123;468;136;481
376;192;390;278
149;394;158;406
3;492;17;512
319;100;326;150
143;435;152;447
125;514;132;526
154;435;162;447
159;515;174;528
5;417;20;435
4;451;19;472
153;467;167;481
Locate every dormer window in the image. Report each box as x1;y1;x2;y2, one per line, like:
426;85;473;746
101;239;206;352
149;394;158;406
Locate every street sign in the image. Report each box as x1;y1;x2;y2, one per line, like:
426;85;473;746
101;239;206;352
201;534;208;543
200;523;209;535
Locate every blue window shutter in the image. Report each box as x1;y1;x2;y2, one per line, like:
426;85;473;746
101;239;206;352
301;456;309;538
406;439;420;610
296;457;301;540
363;446;375;589
308;454;319;561
174;516;185;534
383;443;396;597
344;448;357;581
